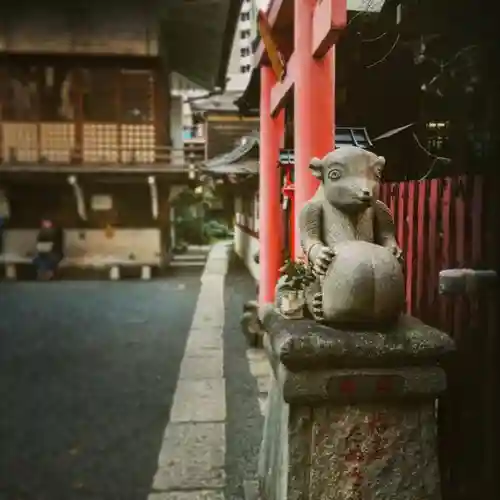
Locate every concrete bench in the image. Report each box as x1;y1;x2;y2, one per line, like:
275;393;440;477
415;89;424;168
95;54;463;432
0;255;31;280
60;258;155;280
1;254;157;281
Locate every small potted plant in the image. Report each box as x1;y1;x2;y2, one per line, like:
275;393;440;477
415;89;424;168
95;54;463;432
278;258;315;319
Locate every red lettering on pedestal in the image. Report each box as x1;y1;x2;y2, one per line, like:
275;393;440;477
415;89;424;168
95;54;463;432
343;413;391;495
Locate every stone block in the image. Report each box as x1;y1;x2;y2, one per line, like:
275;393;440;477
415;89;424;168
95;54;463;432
257;307;455;500
170;379;226;423
109;265;120;280
5;263;16;280
152;423;225;491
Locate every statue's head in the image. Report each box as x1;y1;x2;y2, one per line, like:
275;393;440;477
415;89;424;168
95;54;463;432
309;146;385;211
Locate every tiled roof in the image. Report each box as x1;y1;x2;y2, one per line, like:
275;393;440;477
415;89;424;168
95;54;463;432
200;127;373;176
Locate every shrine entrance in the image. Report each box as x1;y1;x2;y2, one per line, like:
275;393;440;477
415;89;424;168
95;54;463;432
256;0;346;304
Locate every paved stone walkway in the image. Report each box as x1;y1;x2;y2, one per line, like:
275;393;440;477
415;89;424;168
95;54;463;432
149;243;272;500
149;243;228;499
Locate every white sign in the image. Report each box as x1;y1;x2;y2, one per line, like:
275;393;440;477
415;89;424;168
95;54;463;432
91;195;113;211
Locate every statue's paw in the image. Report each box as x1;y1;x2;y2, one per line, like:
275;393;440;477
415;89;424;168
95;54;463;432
392;245;404;264
313;247;335;276
312;292;324;321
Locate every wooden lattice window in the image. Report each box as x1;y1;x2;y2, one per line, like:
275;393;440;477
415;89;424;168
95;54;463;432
82;68;117;122
0;65;39;121
120;70;154;124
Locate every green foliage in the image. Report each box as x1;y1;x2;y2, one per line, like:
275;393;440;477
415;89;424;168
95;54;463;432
279;258;315;291
202;220;233;241
175;214;207;245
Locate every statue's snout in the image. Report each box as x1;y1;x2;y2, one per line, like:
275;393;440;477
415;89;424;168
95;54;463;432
358;188;373;202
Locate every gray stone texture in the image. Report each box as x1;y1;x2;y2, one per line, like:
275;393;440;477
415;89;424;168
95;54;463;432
149;492;224;500
153;422;225;491
260;306;455;374
297;146;406;326
257;308;454;500
307;403;440;500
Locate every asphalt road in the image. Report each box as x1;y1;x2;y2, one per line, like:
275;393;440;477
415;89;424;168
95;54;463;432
0;273;202;500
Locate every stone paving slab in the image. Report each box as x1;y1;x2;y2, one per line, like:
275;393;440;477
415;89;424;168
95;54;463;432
149;243;229;499
178;354;224;380
152;422;226;491
169;379;226;422
149;491;224;500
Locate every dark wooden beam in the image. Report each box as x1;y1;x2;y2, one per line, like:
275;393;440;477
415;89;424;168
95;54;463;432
257;10;286;81
254;0;288;67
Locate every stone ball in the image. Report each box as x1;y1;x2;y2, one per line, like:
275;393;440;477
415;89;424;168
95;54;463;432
321;240;405;325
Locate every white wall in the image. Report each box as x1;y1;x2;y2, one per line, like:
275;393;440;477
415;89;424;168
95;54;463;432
2;228;163;266
233;191;260;281
234;224;259;281
170;96;184;150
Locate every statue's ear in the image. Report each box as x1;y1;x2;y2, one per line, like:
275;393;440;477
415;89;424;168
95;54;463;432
377;156;386;171
309;157;323;179
374;156;386;178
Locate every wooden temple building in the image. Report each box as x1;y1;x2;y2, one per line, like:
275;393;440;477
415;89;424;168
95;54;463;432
0;0;241;278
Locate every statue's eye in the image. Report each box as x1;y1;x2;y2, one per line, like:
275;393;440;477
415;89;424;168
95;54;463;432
374;167;382;179
328;169;342;180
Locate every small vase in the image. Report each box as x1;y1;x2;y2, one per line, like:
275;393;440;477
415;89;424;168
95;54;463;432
280;290;305;319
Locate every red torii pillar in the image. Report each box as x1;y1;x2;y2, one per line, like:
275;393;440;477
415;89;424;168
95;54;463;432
259;0;346;305
259;67;284;305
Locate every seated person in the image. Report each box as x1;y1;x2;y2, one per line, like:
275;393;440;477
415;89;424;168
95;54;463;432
33;219;64;279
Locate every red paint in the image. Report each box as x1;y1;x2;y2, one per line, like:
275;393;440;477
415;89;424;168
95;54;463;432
293;0;335;258
376;376;393;393
469;177;482;327
471;177;482;266
406;181;416;315
257;0;344;265
344;413;390;469
289;195;295;261
282;175;296;260
381;175;492;337
440;179;452;330
312;0;347;57
453;177;467;337
259;66;284;305
396;183;407;312
397;183;406;267
339;378;356;394
416;180;427;318
427;180;439;319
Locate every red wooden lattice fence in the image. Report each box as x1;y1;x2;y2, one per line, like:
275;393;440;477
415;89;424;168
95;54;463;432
380;174;499;500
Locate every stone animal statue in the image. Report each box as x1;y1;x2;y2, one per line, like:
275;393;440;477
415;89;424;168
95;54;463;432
298;145;405;326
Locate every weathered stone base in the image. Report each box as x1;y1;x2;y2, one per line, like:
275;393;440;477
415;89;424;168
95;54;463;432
259;382;440;500
257;307;454;500
308;403;439;500
258;369;289;500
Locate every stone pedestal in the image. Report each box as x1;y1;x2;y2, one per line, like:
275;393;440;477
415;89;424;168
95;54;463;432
257;305;455;500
